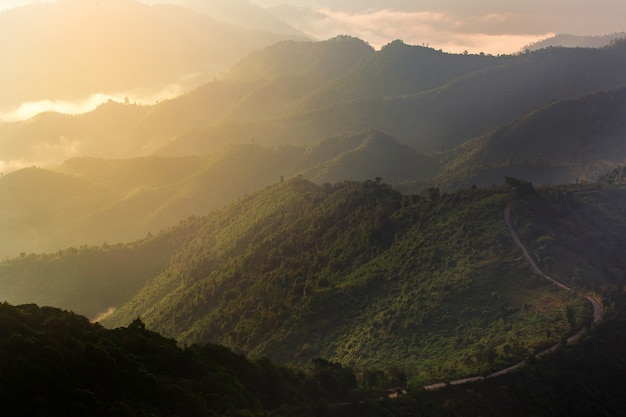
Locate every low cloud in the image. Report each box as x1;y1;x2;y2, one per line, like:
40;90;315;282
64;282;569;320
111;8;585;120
0;94;120;122
0;159;38;174
0;82;190;122
91;307;116;323
0;135;81;174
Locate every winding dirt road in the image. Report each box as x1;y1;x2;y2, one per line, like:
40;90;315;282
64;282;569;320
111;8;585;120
423;205;603;390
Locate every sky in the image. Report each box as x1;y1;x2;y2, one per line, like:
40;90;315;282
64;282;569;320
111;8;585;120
2;0;624;55
247;0;626;52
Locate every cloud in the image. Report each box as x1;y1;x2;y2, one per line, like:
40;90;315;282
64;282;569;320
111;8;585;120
0;135;81;174
0;94;118;122
0;83;188;122
258;1;626;53
0;159;38;174
305;8;551;54
91;307;116;323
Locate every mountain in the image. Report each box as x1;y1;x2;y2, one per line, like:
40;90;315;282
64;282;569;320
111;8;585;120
225;35;375;121
7;177;619;384
300;130;439;184
0;130;436;257
292;39;512;113
470;87;626;166
162;39;626;155
4;290;626;417
5;38;626;172
423;86;626;191
0;0;293;114
4;38;626;263
523;32;626;52
421;287;626;417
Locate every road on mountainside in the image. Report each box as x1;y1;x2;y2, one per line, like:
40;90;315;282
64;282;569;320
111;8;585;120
504;206;603;325
423;205;604;391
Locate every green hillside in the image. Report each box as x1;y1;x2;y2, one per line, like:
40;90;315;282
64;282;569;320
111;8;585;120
2;177;625;387
90;178;591;383
408;286;626;417
4;290;626;417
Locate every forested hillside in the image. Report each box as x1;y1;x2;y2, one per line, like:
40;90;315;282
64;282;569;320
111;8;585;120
0;303;370;417
415;286;626;417
7;177;624;385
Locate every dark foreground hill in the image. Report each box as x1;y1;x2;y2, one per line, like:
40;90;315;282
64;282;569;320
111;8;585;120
0;302;370;417
3;290;626;417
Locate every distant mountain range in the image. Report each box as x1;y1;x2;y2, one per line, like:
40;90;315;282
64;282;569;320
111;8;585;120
3;36;626;256
523;32;626;52
6;36;626;160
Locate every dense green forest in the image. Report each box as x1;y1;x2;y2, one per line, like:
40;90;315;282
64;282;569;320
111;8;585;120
3;285;626;417
7;177;624;386
421;286;626;417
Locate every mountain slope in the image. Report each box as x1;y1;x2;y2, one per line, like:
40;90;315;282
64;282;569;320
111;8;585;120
0;131;435;257
293;39;511;112
474;87;626;166
523;32;626;52
423;86;626;191
4;178;625;382
5;38;626;169
300;130;440;184
165;40;626;155
96;179;592;382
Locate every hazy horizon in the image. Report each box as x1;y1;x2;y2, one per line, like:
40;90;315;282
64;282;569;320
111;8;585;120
1;0;625;174
1;0;624;123
3;0;624;54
